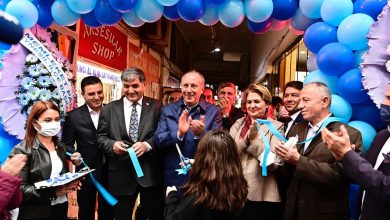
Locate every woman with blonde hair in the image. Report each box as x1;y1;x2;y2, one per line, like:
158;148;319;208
230;84;284;220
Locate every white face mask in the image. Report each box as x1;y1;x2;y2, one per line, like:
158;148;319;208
34;121;61;137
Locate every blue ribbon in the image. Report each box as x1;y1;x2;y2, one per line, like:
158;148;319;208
127;148;144;178
259;131;270;177
176;163;191;175
65;152;118;206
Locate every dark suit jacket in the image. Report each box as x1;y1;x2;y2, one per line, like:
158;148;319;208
284;121;362;220
222;106;245;130
285;112;305;137
341;129;390;220
97;96;163;196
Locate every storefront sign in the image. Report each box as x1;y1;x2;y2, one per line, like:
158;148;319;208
128;42;160;83
77;61;121;82
78;21;127;71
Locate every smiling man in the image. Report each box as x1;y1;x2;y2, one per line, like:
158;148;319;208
282;81;304;136
155;70;222;190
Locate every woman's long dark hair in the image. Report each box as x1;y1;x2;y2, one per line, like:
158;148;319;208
182;130;248;211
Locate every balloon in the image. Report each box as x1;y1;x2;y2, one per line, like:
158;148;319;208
244;0;273;23
163;5;181;21
177;0;206;22
272;0;298;21
51;0;80;26
0;119;20;166
351;99;385;130
108;0;136;13
157;0;179;7
320;0;353;27
337;13;374;50
123;10;144;27
270;19;288;31
218;0;244;28
330;94;352;121
0;41;11;50
6;0;38;28
337;68;370;103
348;121;377;153
247;18;272;34
134;0;163;23
66;0;97;14
37;0;55;6
299;0;325;19
307;53;318;72
0;10;24;44
288;22;304;35
94;0;122;25
199;3;219;26
36;1;53;28
0;0;10;10
349;184;360;220
354;48;368;68
303;70;338;93
81;11;102;27
304;22;338;53
206;0;227;4
353;0;387;20
317;42;355;76
291;8;320;31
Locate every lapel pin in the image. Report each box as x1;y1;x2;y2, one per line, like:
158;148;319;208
146;102;149;106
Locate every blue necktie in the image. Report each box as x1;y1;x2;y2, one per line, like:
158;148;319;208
129;103;138;142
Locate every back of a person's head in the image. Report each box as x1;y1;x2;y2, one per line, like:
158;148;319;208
183;130;248;211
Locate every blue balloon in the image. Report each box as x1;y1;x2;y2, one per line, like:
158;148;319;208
123;10;144;27
307;53;318;72
291;8;320;31
247;18;272;34
37;0;55;6
0;41;12;50
177;0;206;22
337;13;374;50
351;99;385;130
36;1;53;28
321;0;353;26
206;0;227;4
303;70;339;93
272;0;298;21
134;0;163;23
348;121;377;153
0;119;20;166
6;0;38;28
108;0;136;13
300;0;325;19
163;5;181;21
66;0;97;14
199;3;219;26
157;0;179;7
51;0;80;26
304;22;338;53
353;0;387;20
354;48;368;68
337;68;370;103
0;0;10;11
81;11;102;27
330;94;352;121
349;184;360;220
244;0;273;23
94;0;122;25
218;0;244;27
317;42;355;76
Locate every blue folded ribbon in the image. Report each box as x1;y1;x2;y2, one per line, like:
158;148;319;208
127;148;144;178
65;152;118;206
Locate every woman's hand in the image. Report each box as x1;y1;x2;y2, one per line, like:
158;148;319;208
70;152;82;166
247;121;259;143
56;180;82;196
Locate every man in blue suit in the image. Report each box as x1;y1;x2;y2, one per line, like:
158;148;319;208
155;70;222;189
322;84;390;220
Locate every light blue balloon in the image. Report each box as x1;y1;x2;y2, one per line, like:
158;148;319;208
303;70;338;93
348;120;377;154
337;13;374;50
123;10;144;27
0;0;10;11
6;0;38;28
199;3;219;26
307;53;318;72
354;48;368;68
218;0;244;28
330;94;352;121
51;0;80;26
0;118;20;166
291;8;319;31
320;0;353;26
244;0;273;23
157;0;179;7
66;0;97;14
299;0;325;19
134;0;163;23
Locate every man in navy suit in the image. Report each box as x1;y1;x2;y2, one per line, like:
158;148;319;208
322;84;390;220
283;81;305;136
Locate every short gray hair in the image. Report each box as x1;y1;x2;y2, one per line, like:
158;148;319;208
121;67;146;82
306;82;332;107
181;70;205;87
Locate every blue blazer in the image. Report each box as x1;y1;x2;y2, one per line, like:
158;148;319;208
154;98;222;188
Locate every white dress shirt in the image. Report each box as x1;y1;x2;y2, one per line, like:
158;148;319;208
87;105;100;130
303;114;332;153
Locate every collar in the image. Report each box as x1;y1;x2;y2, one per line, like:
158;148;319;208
308;113;332;132
290;111;301;121
86;104;100;114
123;96;143;108
180;98;207;112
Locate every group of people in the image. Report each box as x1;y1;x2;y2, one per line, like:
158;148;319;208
1;67;390;220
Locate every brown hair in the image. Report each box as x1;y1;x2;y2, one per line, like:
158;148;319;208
183;130;248;211
25;101;61;148
241;84;272;112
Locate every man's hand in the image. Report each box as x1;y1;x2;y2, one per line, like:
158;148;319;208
132;142;148;157
178;109;191;138
275;142;300;165
113;141;128;155
1;154;27;177
218;97;232;116
321;125;354;161
190;115;205;136
70;152;82;166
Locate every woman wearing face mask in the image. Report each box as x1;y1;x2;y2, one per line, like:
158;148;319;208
10;101;81;220
230;84;284;220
